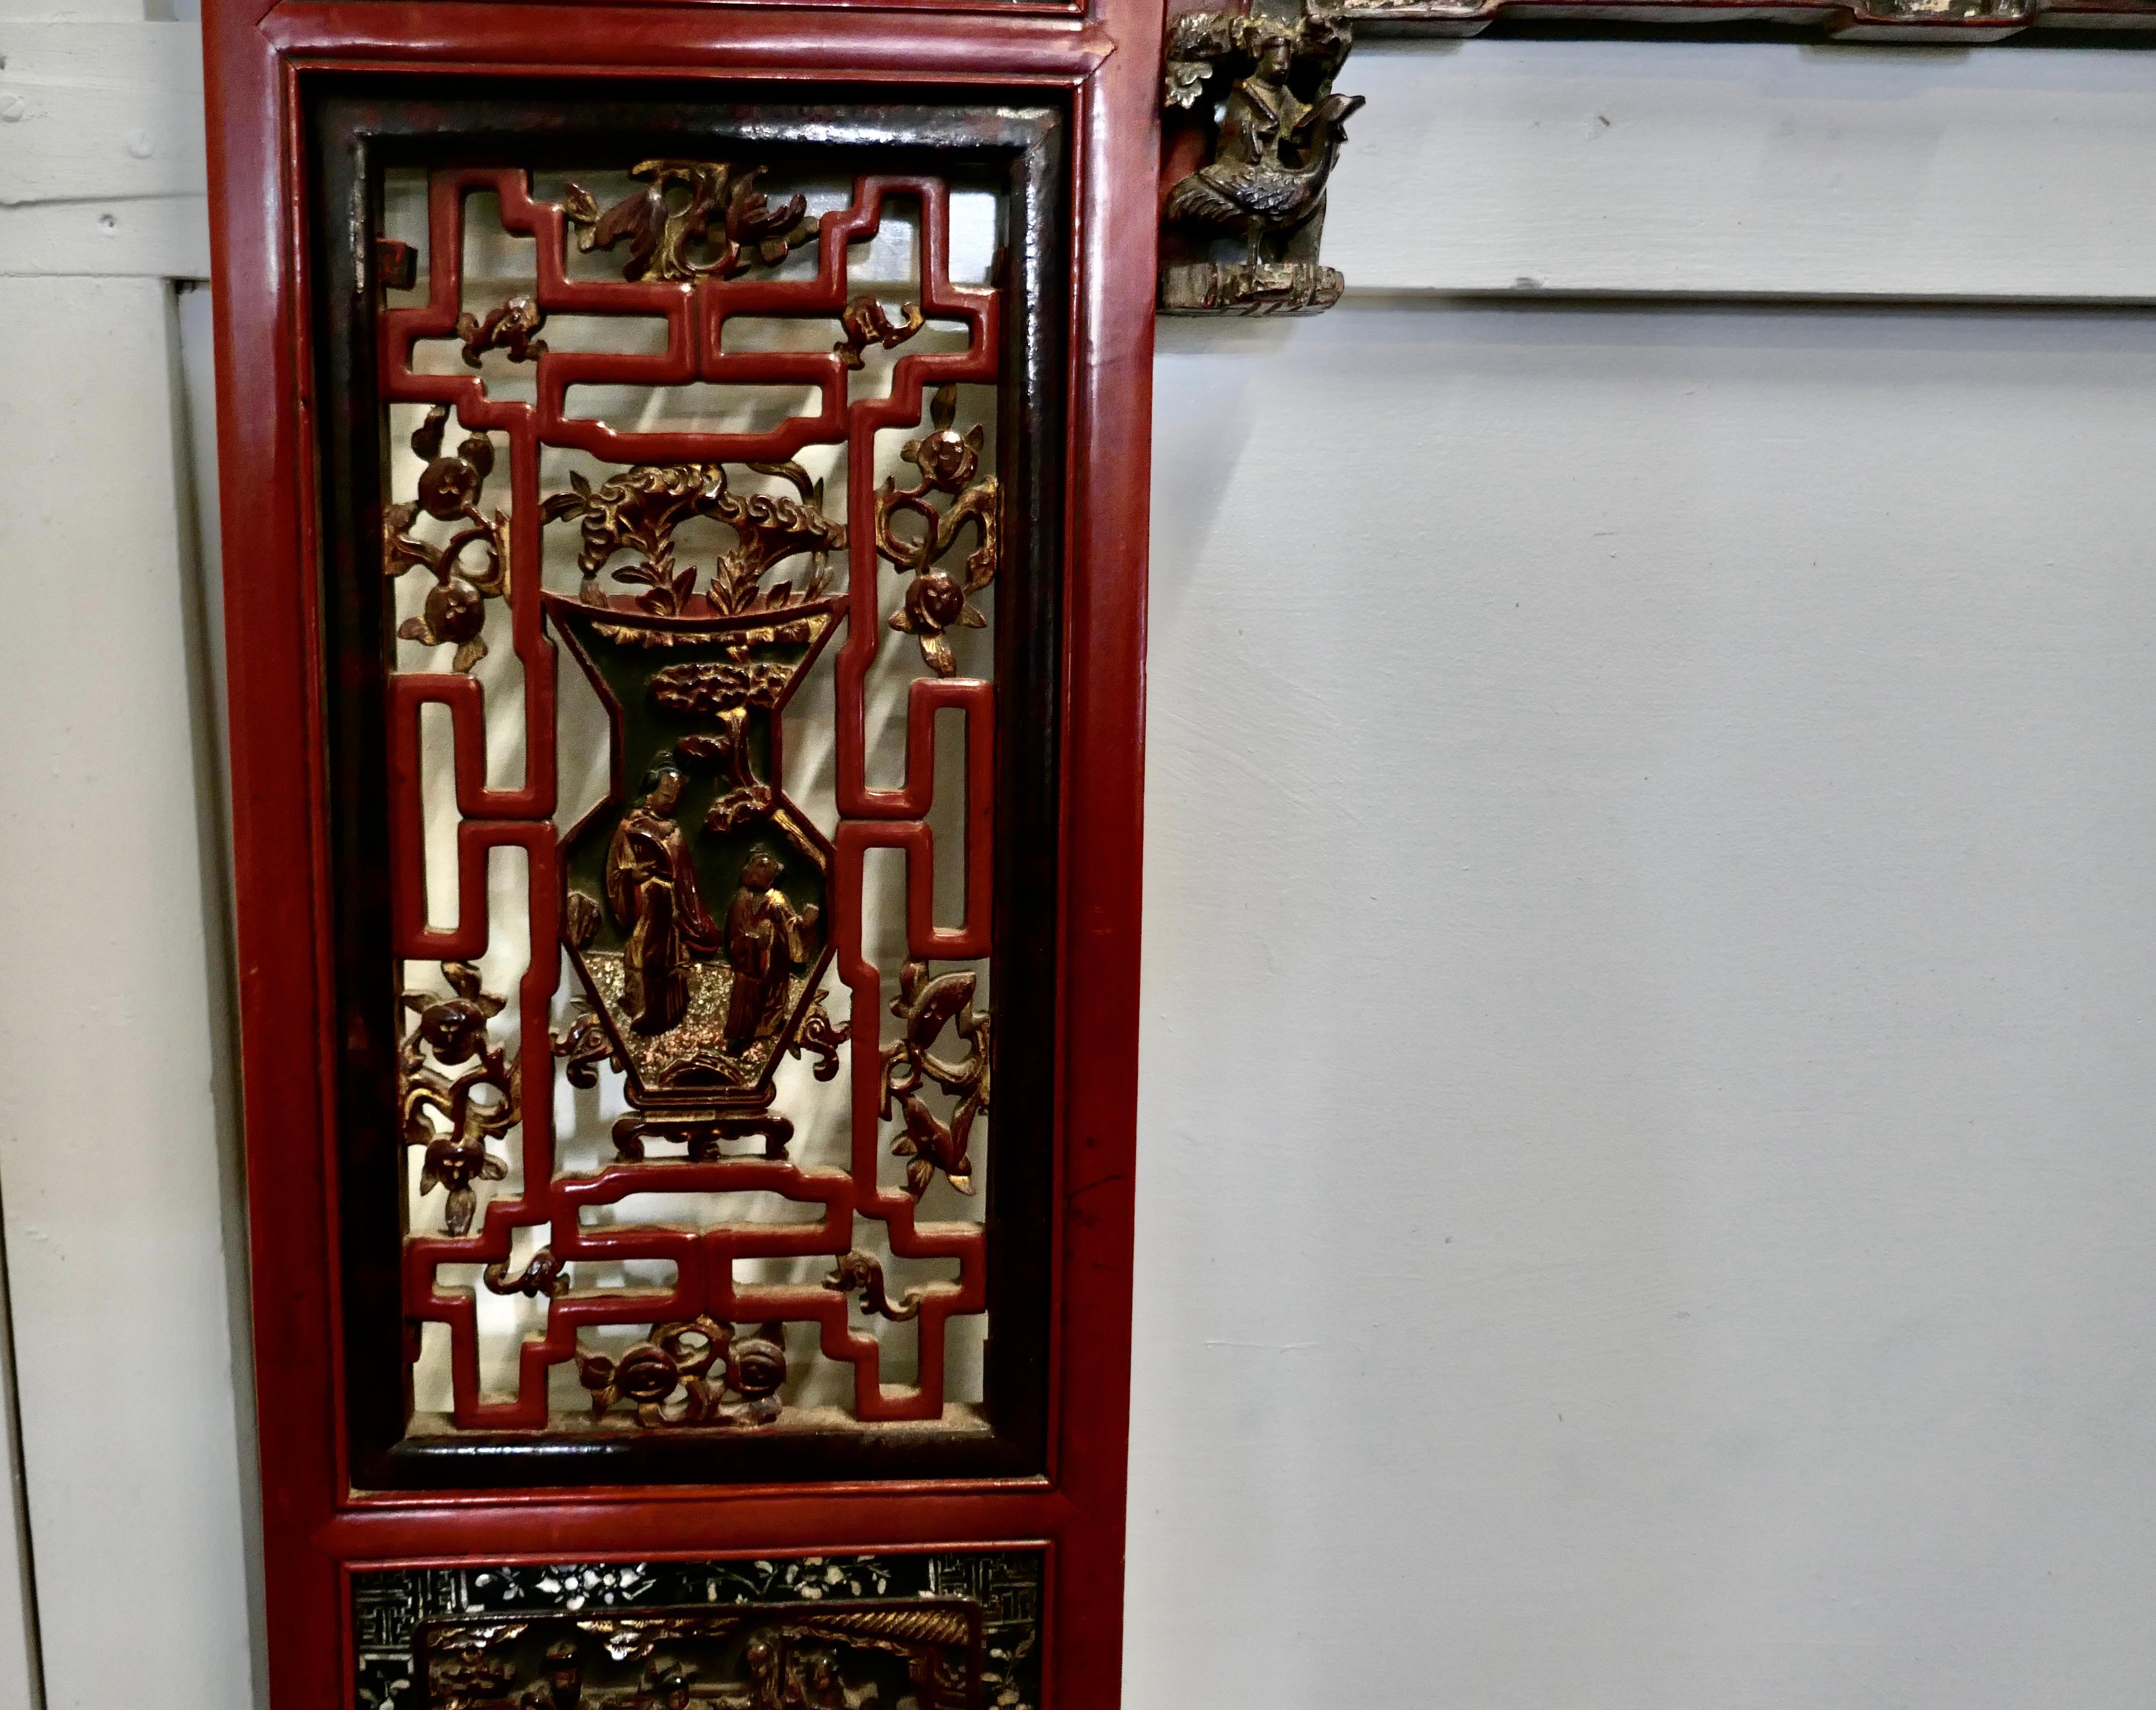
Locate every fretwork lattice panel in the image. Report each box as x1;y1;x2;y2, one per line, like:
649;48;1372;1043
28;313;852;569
320;100;1066;1486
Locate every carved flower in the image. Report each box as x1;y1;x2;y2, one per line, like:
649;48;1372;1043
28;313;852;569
387;409;507;674
613;1342;686;1405
420;1135;507;1237
728;1323;787;1401
418;577;485;647
904;415;981;493
403;960;505;1068
906;568;967;633
415;419;494;520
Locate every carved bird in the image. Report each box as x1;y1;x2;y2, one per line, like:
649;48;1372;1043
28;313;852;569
1163;92;1366;265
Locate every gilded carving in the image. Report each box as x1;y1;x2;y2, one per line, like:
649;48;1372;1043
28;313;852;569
399;961;520;1237
836;295;926;369
412;1601;981;1710
385;406;510;672
563;159;816;284
574;1317;789;1428
485;1250;569;1299
455;295;547;367
824;1251;925;1322
539;461;842;617
875;384;999;677
881;961;992;1198
1160;0;1364;315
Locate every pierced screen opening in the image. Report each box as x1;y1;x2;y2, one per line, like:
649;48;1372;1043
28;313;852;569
322;108;1063;1483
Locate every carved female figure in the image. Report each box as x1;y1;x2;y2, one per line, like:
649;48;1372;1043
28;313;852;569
723;851;820;1046
1166;17;1362;268
605;758;721;1033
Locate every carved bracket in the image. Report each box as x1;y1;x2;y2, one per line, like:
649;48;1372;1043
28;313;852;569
1158;0;1365;316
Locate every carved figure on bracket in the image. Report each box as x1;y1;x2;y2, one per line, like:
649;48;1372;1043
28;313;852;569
1159;0;1364;315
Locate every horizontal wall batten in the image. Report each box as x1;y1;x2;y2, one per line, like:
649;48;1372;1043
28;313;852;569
1323;39;2156;301
13;28;2156;303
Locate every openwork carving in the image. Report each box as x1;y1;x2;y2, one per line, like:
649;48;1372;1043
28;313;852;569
563;159;816;282
376;156;1006;1441
400;961;521;1237
1160;0;1363;315
385;406;510;671
574;1317;790;1428
411;1600;980;1710
881;960;991;1198
875;384;1000;676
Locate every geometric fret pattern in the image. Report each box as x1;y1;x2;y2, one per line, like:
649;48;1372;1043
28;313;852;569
378;162;1001;1434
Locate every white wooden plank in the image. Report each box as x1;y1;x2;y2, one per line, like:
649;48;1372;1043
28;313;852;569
0;276;254;1710
1325;39;2156;299
0;22;204;206
0;0;141;20
0;194;209;277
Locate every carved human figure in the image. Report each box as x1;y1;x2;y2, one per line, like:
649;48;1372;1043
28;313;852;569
788;1650;857;1710
723;852;819;1047
605;757;721;1033
519;1638;582;1710
1160;2;1364;291
742;1636;782;1710
638;1663;693;1710
1227;26;1299;157
1197;22;1356;261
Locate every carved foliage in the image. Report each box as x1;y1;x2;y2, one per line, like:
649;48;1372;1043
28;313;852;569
837;295;926;370
563;159;815;283
575;1316;789;1428
881;961;992;1198
384;407;509;672
540;460;843;616
454;295;546;367
875;384;999;676
399;961;520;1237
824;1251;925;1322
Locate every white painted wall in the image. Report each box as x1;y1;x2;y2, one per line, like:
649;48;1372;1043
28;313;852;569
1128;302;2156;1708
0;278;256;1710
12;20;2156;1710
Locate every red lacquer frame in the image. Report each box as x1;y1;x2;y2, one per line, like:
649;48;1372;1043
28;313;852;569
199;0;1161;1705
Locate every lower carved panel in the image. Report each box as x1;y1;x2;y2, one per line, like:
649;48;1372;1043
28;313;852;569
353;1551;1043;1710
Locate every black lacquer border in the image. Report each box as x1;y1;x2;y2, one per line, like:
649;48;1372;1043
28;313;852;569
306;80;1068;1491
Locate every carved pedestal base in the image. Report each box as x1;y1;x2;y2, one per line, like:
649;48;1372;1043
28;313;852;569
612;1109;795;1162
1158;258;1346;316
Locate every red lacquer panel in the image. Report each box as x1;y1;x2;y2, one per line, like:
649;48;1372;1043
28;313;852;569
200;0;1160;1703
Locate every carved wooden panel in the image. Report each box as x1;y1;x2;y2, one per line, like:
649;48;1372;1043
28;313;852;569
205;0;1152;1694
310;94;1064;1488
